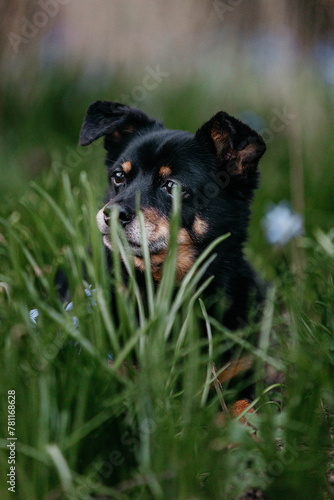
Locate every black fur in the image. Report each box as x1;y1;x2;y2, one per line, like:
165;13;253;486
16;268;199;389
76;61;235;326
79;101;266;330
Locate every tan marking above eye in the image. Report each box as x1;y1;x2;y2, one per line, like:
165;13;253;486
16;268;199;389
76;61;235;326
121;161;132;173
193;216;208;237
159;166;172;178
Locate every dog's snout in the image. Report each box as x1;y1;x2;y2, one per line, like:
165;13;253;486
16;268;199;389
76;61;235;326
103;204;135;228
103;206;111;226
118;205;135;227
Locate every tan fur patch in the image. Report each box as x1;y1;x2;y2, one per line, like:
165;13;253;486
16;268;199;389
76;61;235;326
134;247;195;282
122;161;132;173
175;228;196;280
133;255;165;281
132;209;169;281
235;143;257;174
121;125;136;134
142;208;170;240
159;166;172;178
193;216;208;238
151;252;167;265
211;123;231;156
131;212;196;282
147;252;168;282
133;257;145;272
110;131;121;142
152;245;195;282
152;267;162;282
109;126;136;143
176;245;196;281
177;228;190;245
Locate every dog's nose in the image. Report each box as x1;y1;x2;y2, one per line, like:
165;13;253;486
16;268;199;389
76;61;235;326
103;205;135;228
118;206;135;227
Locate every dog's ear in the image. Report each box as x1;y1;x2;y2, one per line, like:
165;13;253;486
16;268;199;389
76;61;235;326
195;111;266;178
79;101;161;146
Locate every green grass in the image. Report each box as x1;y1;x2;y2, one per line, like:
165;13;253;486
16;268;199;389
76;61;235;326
0;66;334;499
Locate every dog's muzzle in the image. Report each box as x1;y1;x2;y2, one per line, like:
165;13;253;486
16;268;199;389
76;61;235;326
96;204;170;256
103;204;135;228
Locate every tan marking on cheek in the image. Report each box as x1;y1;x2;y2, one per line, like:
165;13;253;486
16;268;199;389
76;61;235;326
134;253;167;281
132;213;196;282
152;267;162;282
142;207;161;225
193;216;208;238
155;220;170;240
133;257;145;272
122;161;132;173
142;208;170;240
159;166;171;178
133;240;195;283
173;229;195;281
176;244;196;281
151;252;167;265
177;228;190;245
150;251;169;282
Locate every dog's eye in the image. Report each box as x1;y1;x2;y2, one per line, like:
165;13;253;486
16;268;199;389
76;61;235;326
163;180;189;199
164;180;177;195
111;170;126;186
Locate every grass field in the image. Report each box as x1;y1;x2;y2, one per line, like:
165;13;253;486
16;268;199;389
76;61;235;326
0;66;333;499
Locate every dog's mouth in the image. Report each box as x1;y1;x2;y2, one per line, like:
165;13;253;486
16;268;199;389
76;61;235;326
123;239;168;257
101;235;169;257
96;208;169;256
97;207;197;281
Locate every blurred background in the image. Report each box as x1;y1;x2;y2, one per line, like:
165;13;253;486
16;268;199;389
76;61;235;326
1;0;334;273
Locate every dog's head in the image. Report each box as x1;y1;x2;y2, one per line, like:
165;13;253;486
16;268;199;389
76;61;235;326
79;101;266;281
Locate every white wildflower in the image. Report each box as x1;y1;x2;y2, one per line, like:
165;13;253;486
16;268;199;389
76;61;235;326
29;308;39;324
262;201;304;246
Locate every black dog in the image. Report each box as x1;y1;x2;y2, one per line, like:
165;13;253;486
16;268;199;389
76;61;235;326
79;101;266;331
